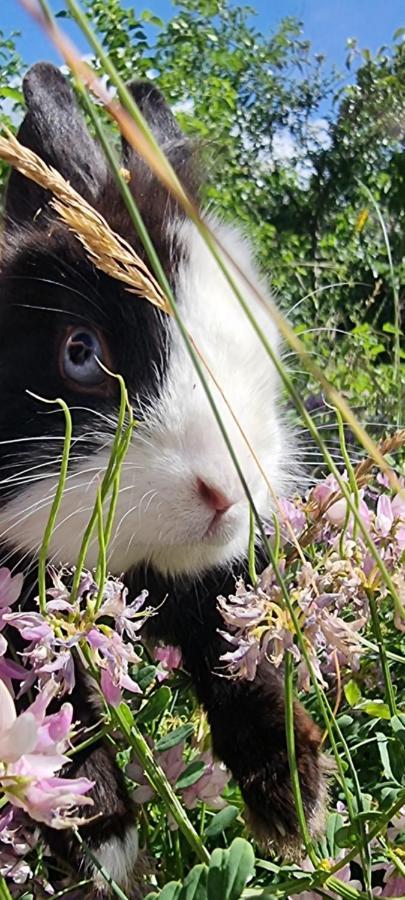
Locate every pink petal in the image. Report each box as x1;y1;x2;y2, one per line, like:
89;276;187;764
376;494;394;535
0;679;16;732
132;784;154;804
100;668;121;706
120;673;142;694
27;679;58;722
0;657;29;681
0;712;37;763
0;569;23;609
326;497;347;527
13;751;68;775
392;491;405;519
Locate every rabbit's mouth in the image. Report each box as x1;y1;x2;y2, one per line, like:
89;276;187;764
203;505;243;543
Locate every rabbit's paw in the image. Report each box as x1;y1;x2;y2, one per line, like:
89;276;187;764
208;667;331;858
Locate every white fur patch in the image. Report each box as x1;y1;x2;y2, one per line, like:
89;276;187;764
1;218;292;577
92;824;139;893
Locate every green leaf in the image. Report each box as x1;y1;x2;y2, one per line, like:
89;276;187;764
151;885;182;900
207;847;227;900
117;702;134;728
225;838;255;899
391;714;405;745
141;10;164;26
325;812;346;856
137;686;172;724
355;700;391;720
207;839;254;900
155;723;195;751
179;865;208;900
376;732;395;781
334;824;359;849
176;760;206;790
382;322;402;335
137;665;158;691
336;715;354;729
0;87;23;102
205;806;239;838
344;679;362;707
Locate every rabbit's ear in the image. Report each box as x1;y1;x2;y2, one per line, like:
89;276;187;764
124;82;183;151
5;62;107;229
121;81;200;215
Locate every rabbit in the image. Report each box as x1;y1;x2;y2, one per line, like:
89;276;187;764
0;62;327;895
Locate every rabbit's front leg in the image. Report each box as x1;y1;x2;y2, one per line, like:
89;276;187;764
141;565;328;856
198;657;328;855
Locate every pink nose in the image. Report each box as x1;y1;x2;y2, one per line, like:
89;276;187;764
197;478;234;514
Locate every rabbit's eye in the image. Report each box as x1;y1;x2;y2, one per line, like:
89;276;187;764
60;327;108;389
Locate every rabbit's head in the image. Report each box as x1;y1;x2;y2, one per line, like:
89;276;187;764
0;63;289;578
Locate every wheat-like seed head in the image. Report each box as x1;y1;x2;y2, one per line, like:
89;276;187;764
0;129;171;315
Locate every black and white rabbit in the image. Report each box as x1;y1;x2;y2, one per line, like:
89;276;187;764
0;63;327;895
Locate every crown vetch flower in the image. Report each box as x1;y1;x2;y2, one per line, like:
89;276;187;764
130;738;229;816
0;679;94;828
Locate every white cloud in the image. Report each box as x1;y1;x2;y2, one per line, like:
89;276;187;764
272;129;297;162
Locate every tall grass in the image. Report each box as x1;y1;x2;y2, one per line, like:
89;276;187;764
0;2;403;897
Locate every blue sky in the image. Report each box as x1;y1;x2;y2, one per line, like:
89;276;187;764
2;0;404;74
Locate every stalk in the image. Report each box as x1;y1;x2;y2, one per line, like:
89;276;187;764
28;394;72;615
0;878;13;900
284;653;318;865
112;704;210;864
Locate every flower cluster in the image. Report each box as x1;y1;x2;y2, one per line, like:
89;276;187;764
0;678;94;828
3;569;152;705
0;567;154;889
218;471;405;688
129;737;229;821
0;454;403;897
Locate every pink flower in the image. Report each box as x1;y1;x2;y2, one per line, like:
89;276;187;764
0;808;33;885
392;490;405;518
130;739;229;814
5;612;53;644
326;496;348;527
290;850;362;900
155;645;182;670
97;583;151;641
311;474;340;512
381;866;405;897
392;573;405;632
19;777;93;830
87;627;141;707
375;495;394;536
182;753;229;811
130;740;184;805
276;498;306;541
0;569;24;626
0;679;94;828
155;645;182;681
219;633;262;681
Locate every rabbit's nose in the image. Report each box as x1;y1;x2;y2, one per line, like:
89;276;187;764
196;478;235;514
